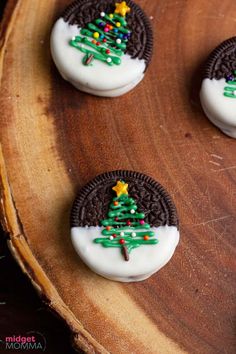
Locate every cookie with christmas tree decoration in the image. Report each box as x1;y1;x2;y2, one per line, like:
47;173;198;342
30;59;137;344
51;0;153;97
70;171;180;282
200;37;236;138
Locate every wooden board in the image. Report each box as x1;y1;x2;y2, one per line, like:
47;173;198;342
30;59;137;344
0;0;236;353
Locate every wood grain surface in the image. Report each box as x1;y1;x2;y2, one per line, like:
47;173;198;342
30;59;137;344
0;0;236;353
0;4;77;354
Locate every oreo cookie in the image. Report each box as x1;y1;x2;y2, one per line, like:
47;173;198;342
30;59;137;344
70;171;180;282
50;0;153;97
200;37;236;138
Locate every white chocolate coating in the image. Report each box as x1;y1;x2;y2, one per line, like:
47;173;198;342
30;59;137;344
71;226;180;282
200;78;236;138
50;19;146;97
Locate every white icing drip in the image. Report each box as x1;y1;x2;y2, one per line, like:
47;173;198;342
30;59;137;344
50;18;146;97
200;78;236;138
71;226;180;282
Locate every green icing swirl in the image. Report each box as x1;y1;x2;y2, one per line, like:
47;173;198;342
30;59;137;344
94;236;158;254
104;13;127;27
94;186;158;259
69;10;131;66
70;37;121;66
103;14;130;34
224;71;236;98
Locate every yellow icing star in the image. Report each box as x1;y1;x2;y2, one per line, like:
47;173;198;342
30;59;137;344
114;1;131;17
112;180;128;197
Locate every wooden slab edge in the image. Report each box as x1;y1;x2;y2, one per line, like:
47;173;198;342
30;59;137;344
0;3;109;352
0;3;107;352
0;0;19;75
0;141;109;354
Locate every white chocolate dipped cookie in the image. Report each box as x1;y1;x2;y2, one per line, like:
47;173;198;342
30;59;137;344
51;0;153;97
70;171;180;282
200;37;236;138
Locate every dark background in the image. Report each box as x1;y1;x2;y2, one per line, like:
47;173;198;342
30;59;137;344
0;228;78;354
0;1;6;16
0;2;78;353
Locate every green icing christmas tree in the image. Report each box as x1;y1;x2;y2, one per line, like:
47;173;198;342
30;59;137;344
94;180;158;261
69;1;132;66
224;70;236;98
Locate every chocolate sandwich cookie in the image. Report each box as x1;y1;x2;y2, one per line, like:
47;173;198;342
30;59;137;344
71;171;179;282
51;0;153;97
200;37;236;138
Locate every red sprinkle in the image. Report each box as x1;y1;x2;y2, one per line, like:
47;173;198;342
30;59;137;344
103;39;107;43
119;239;125;245
115;217;119;221
126;221;131;226
96;42;101;46
112;234;117;238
